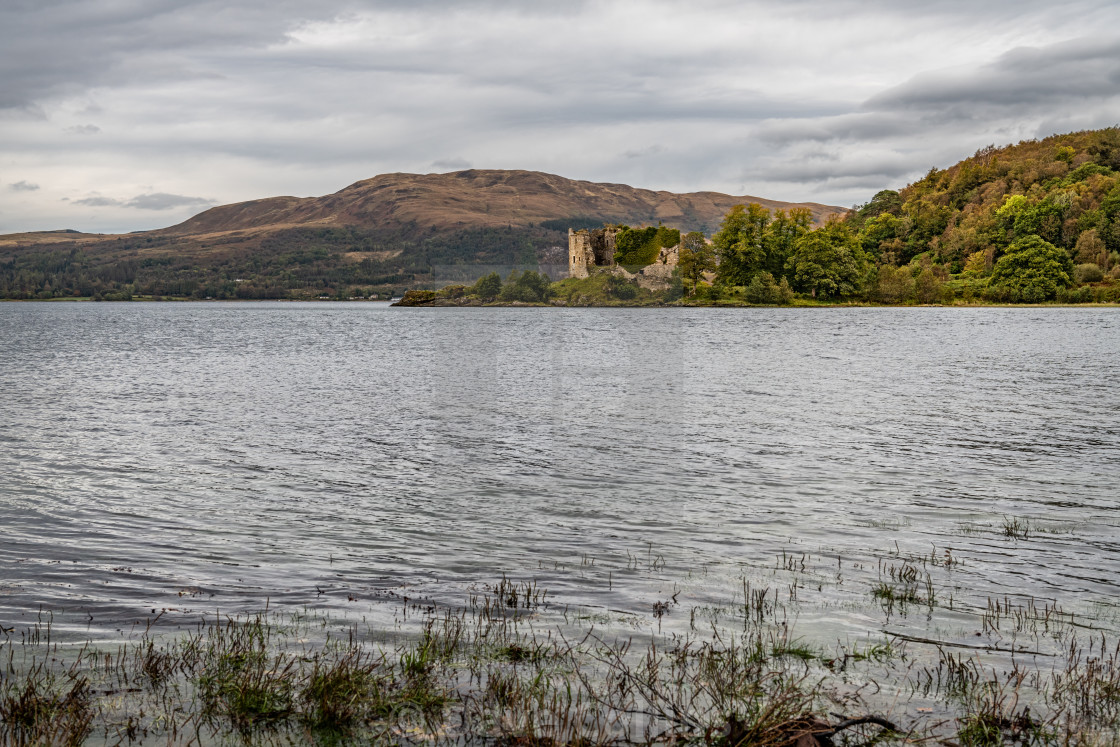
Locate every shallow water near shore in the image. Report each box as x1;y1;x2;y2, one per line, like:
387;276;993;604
2;302;1119;656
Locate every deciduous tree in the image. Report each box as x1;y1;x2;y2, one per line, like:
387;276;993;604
785;221;869;299
990;235;1072;302
677;231;715;296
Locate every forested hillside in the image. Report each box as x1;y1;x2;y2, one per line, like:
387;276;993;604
847;128;1120;302
687;128;1120;304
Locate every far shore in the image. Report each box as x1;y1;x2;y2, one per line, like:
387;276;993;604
3;296;1118;309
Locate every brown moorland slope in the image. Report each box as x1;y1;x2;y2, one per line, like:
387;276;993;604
0;170;844;299
161;169;841;238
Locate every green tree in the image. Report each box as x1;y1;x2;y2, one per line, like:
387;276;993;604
851;189;903;226
875;265;914;303
614;226;676;268
962;249;991;277
990;235;1072;302
914;268;943;304
902;198;952;261
677;231;715;295
713;203;771;286
471;271;501;300
785;221;869;299
743;272;779;304
776;277;794;304
857;213;903;261
762;208;811;278
1074;228;1107;267
499;270;551;302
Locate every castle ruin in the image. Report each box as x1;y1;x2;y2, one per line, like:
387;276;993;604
568;227;681;288
567;227;619;279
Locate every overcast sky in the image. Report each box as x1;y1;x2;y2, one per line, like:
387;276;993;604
1;0;1119;234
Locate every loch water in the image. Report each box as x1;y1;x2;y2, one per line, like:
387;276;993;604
1;302;1118;648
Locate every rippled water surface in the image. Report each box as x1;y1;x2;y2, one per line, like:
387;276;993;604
2;302;1119;646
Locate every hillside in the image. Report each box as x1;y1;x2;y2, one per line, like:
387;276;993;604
163;169;839;237
663;127;1120;306
847;128;1120;273
0;170;842;300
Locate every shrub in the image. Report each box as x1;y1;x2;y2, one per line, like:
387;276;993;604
395;290;437;306
470;272;501;300
498;270;551;303
744;272;783;304
1057;286;1093;303
437;284;467;299
1093;283;1120;303
693;281;714;301
915;268;943;304
606;274;638;300
1074;263;1104;284
876;265;914;303
614;226;678;268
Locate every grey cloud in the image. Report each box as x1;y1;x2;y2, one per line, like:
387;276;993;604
867;37;1120;114
759;154;918;184
65;124;100;135
72;196;122;207
749;34;1120;192
0;1;341;110
431;157;472;170
2;0;1119;233
623;144;667;159
753;114;914;147
125;193;214;210
10;180;39;191
0;0;594;111
72;193;213;210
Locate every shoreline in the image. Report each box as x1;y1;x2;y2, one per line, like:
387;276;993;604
3;296;1119;309
4;582;1118;745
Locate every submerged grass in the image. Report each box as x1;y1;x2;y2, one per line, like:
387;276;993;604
3;565;1120;746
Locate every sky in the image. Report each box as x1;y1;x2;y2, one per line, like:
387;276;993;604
1;0;1119;235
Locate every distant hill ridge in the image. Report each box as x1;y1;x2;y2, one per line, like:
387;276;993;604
159;169;843;238
0;169;846;300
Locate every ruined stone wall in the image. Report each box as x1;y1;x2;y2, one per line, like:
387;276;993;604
568;229;593;279
568;227;621;278
630;242;680;289
568;225;687;285
589;229;617;265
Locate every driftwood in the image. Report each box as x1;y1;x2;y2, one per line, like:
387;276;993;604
780;714;899;747
883;629;1055;657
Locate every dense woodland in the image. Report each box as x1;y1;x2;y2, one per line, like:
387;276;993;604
690;127;1120;305
5;128;1120;303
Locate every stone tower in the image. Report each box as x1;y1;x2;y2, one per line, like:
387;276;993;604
568;227;620;278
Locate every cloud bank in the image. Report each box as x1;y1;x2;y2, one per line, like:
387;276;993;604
72;193;214;210
1;0;1118;233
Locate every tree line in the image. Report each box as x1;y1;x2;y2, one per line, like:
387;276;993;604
681;128;1120;304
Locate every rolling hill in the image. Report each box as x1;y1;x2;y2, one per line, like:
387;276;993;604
0;170;843;299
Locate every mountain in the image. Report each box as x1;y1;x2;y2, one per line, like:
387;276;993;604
160;169;840;237
0;170;844;299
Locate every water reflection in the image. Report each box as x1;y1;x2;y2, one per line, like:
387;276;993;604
0;303;1118;646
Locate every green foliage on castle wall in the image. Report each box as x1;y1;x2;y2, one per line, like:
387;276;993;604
613;226;680;268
